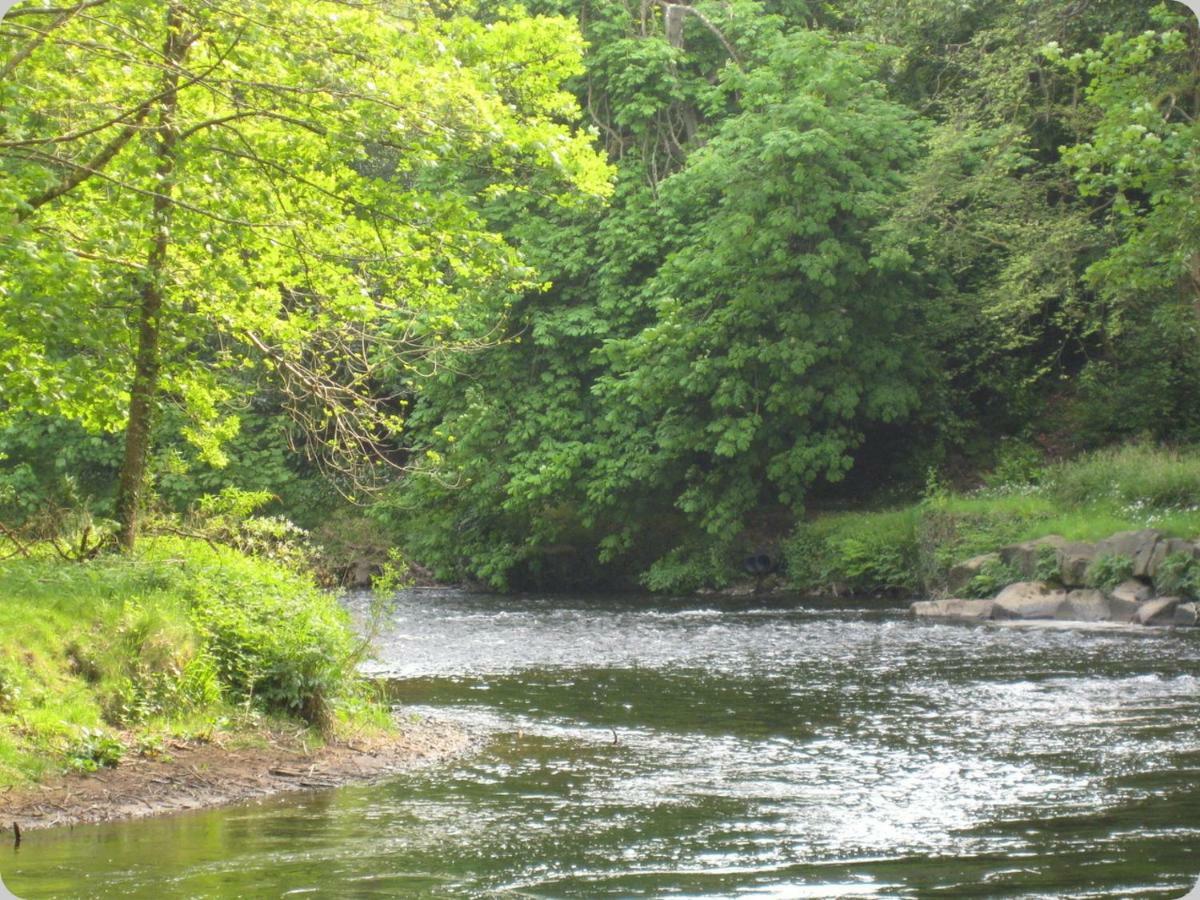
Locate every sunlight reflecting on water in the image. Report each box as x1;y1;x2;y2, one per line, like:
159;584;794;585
6;589;1200;897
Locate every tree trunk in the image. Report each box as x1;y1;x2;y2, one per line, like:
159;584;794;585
115;3;186;551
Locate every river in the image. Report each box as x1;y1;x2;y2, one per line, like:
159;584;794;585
5;589;1200;897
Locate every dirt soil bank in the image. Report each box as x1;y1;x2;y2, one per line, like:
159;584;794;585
1;714;469;833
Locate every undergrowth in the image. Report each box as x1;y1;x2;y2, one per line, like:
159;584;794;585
783;443;1200;596
0;536;382;787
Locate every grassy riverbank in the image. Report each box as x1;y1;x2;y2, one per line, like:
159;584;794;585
784;444;1200;597
0;538;388;788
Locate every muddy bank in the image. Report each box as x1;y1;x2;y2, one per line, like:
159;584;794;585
1;714;469;833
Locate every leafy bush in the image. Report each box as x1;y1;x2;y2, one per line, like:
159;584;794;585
64;727;124;773
641;539;735;594
173;487;316;572
1034;544;1062;583
982;439;1046;491
0;535;364;785
964;558;1022;599
154;539;356;727
915;496;1048;591
1154;553;1200;600
783;508;920;595
1085;554;1134;590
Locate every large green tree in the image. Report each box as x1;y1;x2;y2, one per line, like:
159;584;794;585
587;29;927;589
1052;4;1200;440
0;0;610;547
390;7;930;590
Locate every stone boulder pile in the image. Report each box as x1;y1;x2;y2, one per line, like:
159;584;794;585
912;529;1199;627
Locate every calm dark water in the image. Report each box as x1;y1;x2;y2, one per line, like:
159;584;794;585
4;589;1200;898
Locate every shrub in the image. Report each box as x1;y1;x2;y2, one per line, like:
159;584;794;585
1048;444;1200;508
641;539;735;594
180;487;316;571
64;727;123;773
1085;554;1135;590
982;439;1045;491
1;536;361;759
1154;553;1200;600
154;539;356;728
784;508;919;595
964;558;1022;599
915;496;1049;591
1034;544;1062;582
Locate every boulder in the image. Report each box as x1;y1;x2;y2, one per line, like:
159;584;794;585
1110;579;1153;605
1131;533;1166;579
947;553;1001;594
1133;596;1180;626
1163;537;1196;557
992;581;1069;620
1065;589;1112;622
1175;602;1199;626
1095;529;1163;562
1105;580;1151;623
1145;537;1198;580
999;536;1067;579
1056;542;1097;587
910;598;995;620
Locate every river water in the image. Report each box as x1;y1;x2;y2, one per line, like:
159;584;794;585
5;589;1200;898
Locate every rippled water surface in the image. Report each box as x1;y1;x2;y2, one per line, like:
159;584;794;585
6;590;1200;897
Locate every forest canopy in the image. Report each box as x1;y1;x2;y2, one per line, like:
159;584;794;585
1;0;1197;590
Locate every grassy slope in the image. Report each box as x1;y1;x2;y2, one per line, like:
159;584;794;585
0;537;385;787
784;444;1200;597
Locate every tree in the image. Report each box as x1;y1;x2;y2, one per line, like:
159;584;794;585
860;0;1171;452
0;0;610;547
384;0;804;589
388;10;931;590
587;29;928;588
1051;4;1200;440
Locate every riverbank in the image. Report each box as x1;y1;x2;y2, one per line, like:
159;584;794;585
2;713;468;833
0;537;395;793
780;444;1200;599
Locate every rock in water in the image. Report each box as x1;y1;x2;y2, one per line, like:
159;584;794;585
1110;579;1153;604
910;598;995;620
1065;589;1111;622
1175;602;1199;626
1106;580;1151;622
1133;596;1180;626
992;581;1069;620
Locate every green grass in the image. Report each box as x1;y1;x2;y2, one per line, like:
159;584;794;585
784;443;1200;596
0;537;380;787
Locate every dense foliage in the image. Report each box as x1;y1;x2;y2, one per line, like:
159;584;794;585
383;1;1200;590
2;0;1198;592
0;0;610;546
